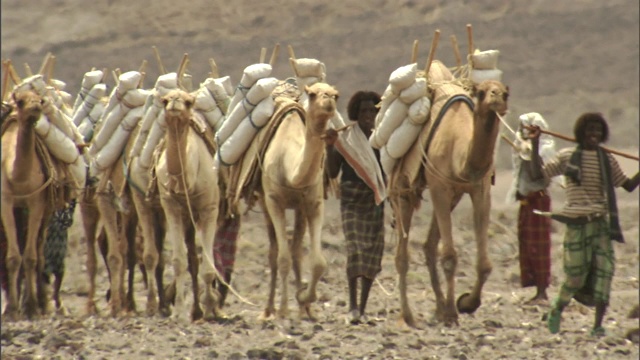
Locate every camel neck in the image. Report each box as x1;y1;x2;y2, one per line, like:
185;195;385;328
165;120;190;177
13;121;38;181
464;110;498;180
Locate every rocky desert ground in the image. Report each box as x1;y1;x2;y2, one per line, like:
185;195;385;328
1;1;638;359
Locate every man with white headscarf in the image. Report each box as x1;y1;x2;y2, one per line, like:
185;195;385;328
507;112;558;304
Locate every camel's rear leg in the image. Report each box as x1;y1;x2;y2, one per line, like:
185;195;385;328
97;195;125;318
124;214;139;313
457;181;492;314
80;200;101;316
184;224;203;321
1;205;23;320
392;195;416;327
22;201;46;319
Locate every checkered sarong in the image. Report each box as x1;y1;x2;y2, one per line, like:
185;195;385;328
44;200;76;277
518;192;551;288
557;218;615;307
213;217;240;274
340;181;385;279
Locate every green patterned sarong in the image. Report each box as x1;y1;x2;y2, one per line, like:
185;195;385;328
557;218;614;307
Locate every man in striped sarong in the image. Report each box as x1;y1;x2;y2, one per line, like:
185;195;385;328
529;112;640;337
213;216;240;307
325;90;385;325
508;113;558;304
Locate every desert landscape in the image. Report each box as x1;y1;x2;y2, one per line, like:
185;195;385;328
1;1;639;359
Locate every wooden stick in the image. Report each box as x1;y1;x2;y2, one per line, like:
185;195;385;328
450;35;462;68
500;133;518;150
100;67;108;83
523;125;640;161
320;122;356;139
259;47;267;63
209;58;219;78
112;70;120;86
289;58;300;77
152;46;167;75
47;55;56;85
2;60;11;102
176;53;189;90
7;61;21;85
38;52;52;75
24;63;34;77
287;44;296;61
466;24;474;57
269;43;280;67
137;59;148;88
424;29;441;75
410;39;419;64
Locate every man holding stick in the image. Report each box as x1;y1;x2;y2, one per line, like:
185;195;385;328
527;112;640;337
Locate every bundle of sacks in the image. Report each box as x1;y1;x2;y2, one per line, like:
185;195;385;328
130;72;233;172
469;49;502;84
12;74;86;193
216;63;278;166
72;69;108;141
88;71;149;177
369;63;432;177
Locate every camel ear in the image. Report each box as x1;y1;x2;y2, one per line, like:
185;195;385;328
305;85;317;100
475;87;486;102
186;93;196;108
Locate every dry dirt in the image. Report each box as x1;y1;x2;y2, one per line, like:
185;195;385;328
1;1;639;359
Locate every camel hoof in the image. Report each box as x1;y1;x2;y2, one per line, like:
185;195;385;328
191;306;204;322
295;284;316;305
258;310;276;322
56;305;69;317
402;312;417;328
456;292;481;314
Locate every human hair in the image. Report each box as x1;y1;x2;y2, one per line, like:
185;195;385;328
573;112;609;144
347;91;381;121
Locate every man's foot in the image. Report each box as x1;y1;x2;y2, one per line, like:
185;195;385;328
590;326;606;337
349;309;361;325
547;308;561;334
525;294;548;305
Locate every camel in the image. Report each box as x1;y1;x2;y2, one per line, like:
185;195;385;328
258;83;338;320
1;90;51;320
391;80;509;327
155;89;221;321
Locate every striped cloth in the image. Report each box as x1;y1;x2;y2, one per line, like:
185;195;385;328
340;180;385;279
213;217;240;274
542;148;627;217
44;200;77;277
517;192;551;288
557;218;614;307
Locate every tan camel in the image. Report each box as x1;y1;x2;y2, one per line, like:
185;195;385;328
1;90;50;320
258;83;338;320
155;89;221;321
391;80;509;327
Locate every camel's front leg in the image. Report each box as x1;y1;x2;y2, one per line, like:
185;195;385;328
197;204;221;321
392;195;416;327
97;195;124;318
458;181;493;314
296;198;326;321
259;204;278;320
23;201;46;319
1;201;22;320
80;200;100;316
429;185;458;326
265;196;290;319
164;201;189;321
291;211;306;289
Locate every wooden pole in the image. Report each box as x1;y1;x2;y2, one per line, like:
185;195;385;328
38;52;52;75
2;60;11;102
152;46;167;74
424;29;441;76
209;58;219;78
410;39;419;64
177;53;189;90
138;59;148;88
24;63;34;77
466;24;474;57
259;47;267;63
47;55;56;85
450;35;462;68
287;45;299;77
269;43;280;67
7;61;21;86
287;44;296;61
500;133;518;151
523;125;640;161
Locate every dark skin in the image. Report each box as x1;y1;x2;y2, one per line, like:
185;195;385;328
324;99;378;324
528;120;640;332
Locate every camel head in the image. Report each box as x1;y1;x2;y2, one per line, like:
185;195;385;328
305;83;339;135
473;80;509;117
162;89;195;130
11;90;44;126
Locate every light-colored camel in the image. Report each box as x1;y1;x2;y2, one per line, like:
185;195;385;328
258;83;338;320
155;89;221;321
392;80;509;327
1;90;50;320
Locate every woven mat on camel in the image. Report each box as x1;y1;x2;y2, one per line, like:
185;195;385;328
2;116;69;209
226;95;305;212
389;60;473;197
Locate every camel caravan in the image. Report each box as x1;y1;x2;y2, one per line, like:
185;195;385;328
1;24;514;327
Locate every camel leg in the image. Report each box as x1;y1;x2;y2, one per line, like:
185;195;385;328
124;214;138;313
97;195;124;317
264;196;290;319
80;200;100;316
133;191;163;316
23;200;46;319
153;218;169;317
184;223;203;321
36;221;49;314
259;203;278;320
164;201;189;321
429;185;458;326
457;182;493;314
392;195;416;327
296;199;327;321
1;201;22;320
197;204;221;321
424;193;463;322
291;211;306;289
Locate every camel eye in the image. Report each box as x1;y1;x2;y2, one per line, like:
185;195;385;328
308;92;317;100
16;100;24;108
162;99;169;106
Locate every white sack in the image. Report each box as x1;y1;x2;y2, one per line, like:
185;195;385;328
407;96;431;125
369;99;408;149
218;118;260;166
72;83;107;125
33;114;79;164
471;50;500;70
73;70;104;111
293;58;326;79
385;118;422;159
470;69;503;84
389;63;417;93
399;77;427;105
